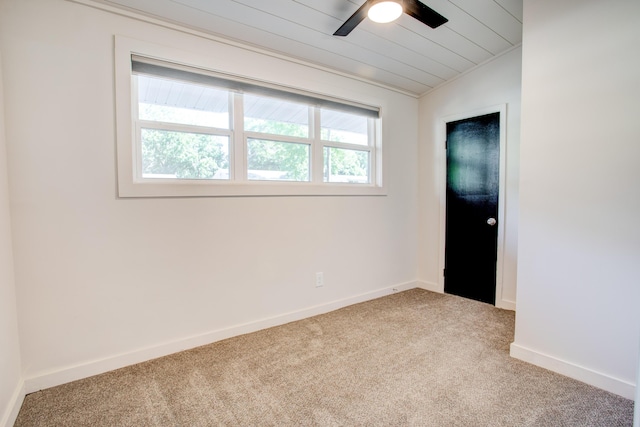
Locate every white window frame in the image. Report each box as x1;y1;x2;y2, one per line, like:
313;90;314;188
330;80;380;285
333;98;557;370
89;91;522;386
115;36;385;197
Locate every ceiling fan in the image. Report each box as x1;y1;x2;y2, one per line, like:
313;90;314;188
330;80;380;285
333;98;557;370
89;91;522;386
333;0;448;37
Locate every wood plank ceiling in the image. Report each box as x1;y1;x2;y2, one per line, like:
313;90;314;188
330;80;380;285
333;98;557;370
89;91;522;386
97;0;522;97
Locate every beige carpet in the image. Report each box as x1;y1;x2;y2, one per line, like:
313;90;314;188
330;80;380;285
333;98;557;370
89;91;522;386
15;289;634;426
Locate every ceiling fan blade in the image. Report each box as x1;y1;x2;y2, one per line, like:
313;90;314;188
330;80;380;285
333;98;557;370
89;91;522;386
404;0;448;28
333;1;370;36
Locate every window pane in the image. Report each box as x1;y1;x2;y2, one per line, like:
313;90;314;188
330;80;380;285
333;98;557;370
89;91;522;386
247;139;310;181
137;75;230;129
321;109;368;146
323;147;370;183
244;94;309;138
141;129;229;180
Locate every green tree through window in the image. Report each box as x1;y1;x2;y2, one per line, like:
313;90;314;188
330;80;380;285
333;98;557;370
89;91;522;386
141;129;229;179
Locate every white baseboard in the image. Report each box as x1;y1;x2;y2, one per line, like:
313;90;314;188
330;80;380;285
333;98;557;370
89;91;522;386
510;342;636;400
496;299;516;311
416;280;442;293
635;339;640;427
25;281;420;394
1;380;25;427
635;349;640;427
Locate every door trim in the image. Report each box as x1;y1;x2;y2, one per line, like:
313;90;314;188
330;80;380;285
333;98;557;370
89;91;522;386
437;104;509;308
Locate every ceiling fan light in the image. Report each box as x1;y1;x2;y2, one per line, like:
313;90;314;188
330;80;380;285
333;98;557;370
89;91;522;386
368;1;403;24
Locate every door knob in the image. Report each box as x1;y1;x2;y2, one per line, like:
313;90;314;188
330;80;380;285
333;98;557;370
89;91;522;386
487;218;497;226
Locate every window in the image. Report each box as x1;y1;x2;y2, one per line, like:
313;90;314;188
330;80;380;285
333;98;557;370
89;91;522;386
243;94;311;182
115;37;384;197
136;74;231;181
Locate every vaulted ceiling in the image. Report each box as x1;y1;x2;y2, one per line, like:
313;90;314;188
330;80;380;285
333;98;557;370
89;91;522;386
95;0;522;97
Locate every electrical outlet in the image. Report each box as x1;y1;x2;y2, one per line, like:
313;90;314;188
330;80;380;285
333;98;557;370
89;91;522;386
315;272;324;287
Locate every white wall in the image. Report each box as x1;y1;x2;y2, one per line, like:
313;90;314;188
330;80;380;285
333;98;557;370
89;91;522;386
0;44;24;426
418;47;522;310
511;0;640;399
0;0;419;391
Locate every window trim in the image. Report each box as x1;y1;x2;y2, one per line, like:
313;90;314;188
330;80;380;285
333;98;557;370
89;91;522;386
115;35;386;197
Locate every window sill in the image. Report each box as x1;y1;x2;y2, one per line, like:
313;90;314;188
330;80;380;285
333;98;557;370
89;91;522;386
117;180;387;198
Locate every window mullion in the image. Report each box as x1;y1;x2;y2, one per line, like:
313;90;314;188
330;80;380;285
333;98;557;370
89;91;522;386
321;141;373;151
232;92;246;182
243;132;310;145
312;107;323;183
137;120;232;137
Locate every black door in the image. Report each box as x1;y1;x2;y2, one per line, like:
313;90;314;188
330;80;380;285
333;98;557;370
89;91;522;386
444;112;500;304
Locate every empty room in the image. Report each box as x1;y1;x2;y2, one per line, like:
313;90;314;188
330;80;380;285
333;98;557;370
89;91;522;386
1;0;639;425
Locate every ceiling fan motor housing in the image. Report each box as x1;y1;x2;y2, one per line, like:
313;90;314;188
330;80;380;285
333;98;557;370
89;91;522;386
368;0;404;24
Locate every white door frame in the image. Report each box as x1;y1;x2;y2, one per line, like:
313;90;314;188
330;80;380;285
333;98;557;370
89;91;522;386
437;104;509;308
